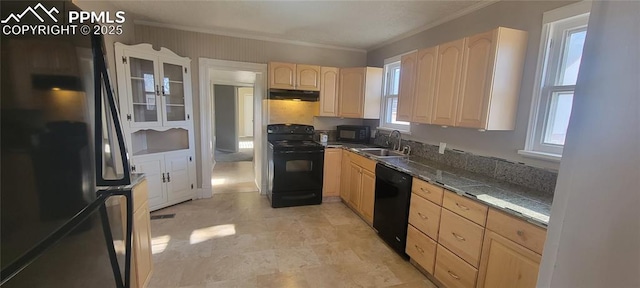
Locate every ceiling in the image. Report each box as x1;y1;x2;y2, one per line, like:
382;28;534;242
110;0;496;51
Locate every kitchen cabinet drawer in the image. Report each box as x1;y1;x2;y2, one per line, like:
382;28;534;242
435;245;478;288
438;209;484;267
408;194;441;240
442;191;488;226
486;208;547;254
406;225;437;274
349;151;376;172
412;178;444;205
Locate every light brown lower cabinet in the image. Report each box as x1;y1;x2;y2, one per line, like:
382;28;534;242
131;204;153;288
406;225;438;274
435;245;478;288
359;169;375;223
339;150;375;224
475;230;541;288
322;148;342;197
123;179;153;288
339;150;351;202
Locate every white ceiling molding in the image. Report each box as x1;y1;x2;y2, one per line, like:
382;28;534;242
367;0;500;51
134;20;368;53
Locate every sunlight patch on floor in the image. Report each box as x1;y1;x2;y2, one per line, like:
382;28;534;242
151;235;171;254
211;178;227;186
239;141;253;149
189;224;236;244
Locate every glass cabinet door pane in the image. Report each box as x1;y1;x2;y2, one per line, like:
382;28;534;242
129;57;157;122
162;63;186;121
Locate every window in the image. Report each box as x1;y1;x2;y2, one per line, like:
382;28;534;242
521;2;591;160
380;59;409;131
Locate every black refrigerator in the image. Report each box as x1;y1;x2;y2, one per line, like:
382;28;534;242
1;1;135;287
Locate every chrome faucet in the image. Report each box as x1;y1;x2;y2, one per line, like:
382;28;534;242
388;130;402;151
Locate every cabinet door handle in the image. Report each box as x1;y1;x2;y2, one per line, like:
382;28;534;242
517;230;525;237
417;212;428;220
455;202;469;211
452;232;466;241
420;187;431;194
414;245;424;254
162;173;166;183
167;172;171;182
447;270;460;280
155;85;160;96
162;85;166;96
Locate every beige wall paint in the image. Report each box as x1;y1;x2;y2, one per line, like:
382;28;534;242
237;87;254;137
367;0;577;170
133;24;367;188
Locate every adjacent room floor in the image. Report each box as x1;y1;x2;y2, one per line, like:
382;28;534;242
211;161;257;194
147;192;437;287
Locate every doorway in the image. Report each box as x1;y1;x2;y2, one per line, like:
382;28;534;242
198;58;267;197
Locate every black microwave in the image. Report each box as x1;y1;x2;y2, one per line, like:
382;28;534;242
336;125;371;144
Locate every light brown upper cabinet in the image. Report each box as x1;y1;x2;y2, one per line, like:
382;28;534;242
432;38;465;126
319;67;340;116
268;62;320;91
297;64;321;91
412;46;439;124
397;52;418;122
456;27;528;130
338;67;383;119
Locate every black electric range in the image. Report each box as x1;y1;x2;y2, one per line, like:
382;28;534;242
267;124;324;208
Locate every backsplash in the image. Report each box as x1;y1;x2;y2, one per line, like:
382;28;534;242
313;130;338;142
374;134;558;195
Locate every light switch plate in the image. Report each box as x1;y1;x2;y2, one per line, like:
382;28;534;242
439;142;446;154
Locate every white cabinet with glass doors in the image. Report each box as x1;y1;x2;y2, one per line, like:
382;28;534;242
115;43;192;128
114;43;197;211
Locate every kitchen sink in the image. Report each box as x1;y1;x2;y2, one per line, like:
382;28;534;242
357;148;407;158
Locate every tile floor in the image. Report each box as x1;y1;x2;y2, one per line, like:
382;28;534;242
211;161;257;194
148;160;436;287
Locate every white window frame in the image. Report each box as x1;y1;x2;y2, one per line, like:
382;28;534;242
379;53;410;132
520;1;591;161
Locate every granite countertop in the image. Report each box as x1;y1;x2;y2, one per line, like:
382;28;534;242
100;173;147;192
325;142;552;227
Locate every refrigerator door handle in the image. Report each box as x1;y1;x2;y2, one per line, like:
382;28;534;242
92;34;131;187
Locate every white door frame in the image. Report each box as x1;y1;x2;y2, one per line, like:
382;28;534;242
198;58;268;198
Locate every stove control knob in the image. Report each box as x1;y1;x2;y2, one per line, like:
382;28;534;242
305;127;313;134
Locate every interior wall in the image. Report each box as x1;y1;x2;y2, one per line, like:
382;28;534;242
538;1;640;287
134;24;367;188
237;87;254;137
367;0;577;170
213;85;237;152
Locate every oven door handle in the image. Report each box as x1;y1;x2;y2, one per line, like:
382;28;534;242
275;150;325;154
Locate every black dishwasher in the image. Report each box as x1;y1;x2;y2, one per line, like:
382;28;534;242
373;163;412;258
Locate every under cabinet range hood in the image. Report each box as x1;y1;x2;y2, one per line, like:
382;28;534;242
268;89;319;102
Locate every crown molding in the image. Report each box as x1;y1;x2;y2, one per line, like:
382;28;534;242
367;0;500;51
133;20;367;53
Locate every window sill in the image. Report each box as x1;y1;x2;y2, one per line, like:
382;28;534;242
517;150;562;162
376;126;411;135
